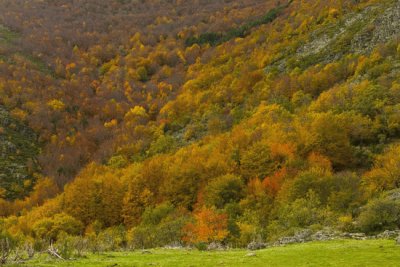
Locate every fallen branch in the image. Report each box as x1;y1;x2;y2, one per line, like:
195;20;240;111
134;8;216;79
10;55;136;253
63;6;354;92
47;243;64;260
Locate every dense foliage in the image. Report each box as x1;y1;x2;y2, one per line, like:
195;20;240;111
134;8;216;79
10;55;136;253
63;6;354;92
0;0;400;255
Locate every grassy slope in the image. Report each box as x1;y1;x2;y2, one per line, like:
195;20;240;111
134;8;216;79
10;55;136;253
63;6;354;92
0;106;39;200
7;240;400;267
0;25;54;75
0;25;47;200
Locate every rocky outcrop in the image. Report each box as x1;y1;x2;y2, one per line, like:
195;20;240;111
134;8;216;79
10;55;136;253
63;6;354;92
341;233;367;240
351;0;400;53
284;0;400;71
377;230;400;240
270;229;400;247
386;190;400;201
274;229;313;245
273;229;341;245
312;229;340;241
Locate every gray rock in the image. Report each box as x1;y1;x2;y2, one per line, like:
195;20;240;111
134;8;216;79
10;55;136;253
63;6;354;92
396;236;400;245
311;229;339;241
247;241;267;251
275;229;314;245
351;0;400;54
275;236;300;246
163;242;183;249
245;252;257;257
207;242;225;251
348;233;367;240
341;232;352;238
377;230;400;239
387;190;400;201
296;229;313;241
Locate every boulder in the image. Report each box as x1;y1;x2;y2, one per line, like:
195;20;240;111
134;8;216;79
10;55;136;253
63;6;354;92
311;229;339;241
245;252;257;257
247;241;267;251
348;233;367;240
275;229;313;245
163;242;183;249
295;229;313;241
275;236;299;246
377;230;400;239
396;236;400;245
207;242;225;251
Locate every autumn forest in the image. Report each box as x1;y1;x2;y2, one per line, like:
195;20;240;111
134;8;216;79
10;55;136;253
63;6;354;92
0;0;400;262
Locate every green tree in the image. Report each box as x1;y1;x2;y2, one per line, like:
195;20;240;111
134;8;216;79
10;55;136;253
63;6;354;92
205;174;244;209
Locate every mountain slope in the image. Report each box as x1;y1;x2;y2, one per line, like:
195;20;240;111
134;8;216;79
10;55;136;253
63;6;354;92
0;106;39;200
0;0;399;250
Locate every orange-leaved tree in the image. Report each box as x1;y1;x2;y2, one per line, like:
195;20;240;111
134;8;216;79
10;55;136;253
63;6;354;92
183;206;228;244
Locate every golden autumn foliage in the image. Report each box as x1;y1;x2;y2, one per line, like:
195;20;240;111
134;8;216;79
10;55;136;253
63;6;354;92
363;144;400;194
62;164;125;227
0;0;399;248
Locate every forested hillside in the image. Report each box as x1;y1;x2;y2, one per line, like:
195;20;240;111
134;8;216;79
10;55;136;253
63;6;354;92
1;0;400;255
0;106;39;200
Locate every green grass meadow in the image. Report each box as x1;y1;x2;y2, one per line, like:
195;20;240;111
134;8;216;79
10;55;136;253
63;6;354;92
6;239;400;267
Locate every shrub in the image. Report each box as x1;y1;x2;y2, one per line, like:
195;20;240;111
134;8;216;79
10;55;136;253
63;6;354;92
337;216;355;232
97;226;126;251
268;190;334;239
55;233;74;259
194;242;208;251
127;203;188;249
32;213;83;241
71;236;88;257
357;198;400;234
287;170;363;213
0;231;17;265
